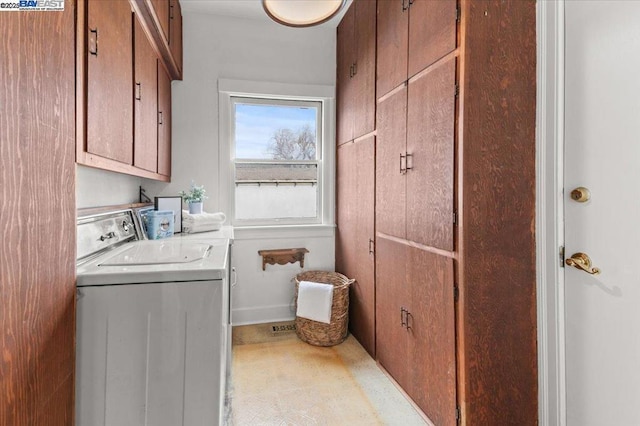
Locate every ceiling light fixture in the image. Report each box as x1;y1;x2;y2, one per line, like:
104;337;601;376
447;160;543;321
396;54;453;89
262;0;347;28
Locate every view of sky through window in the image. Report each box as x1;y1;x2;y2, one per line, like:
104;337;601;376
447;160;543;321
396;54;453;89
235;103;318;160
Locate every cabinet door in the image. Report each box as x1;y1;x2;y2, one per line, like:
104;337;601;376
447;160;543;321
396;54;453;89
336;4;355;145
406;57;456;250
169;0;183;75
375;238;409;390
408;0;457;78
352;0;376;140
151;0;170;42
407;248;456;426
134;17;159;173
336;142;358;279
351;136;376;356
376;86;406;239
376;0;408;98
157;62;172;177
86;0;133;164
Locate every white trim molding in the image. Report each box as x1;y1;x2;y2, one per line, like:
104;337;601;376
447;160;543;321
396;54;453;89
536;1;566;425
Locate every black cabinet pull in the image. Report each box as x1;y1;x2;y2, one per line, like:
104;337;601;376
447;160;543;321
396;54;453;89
406;311;413;330
158;111;163;125
400;307;406;327
89;28;98;56
400;153;406;174
135;82;141;100
368;238;374;255
402;0;409;12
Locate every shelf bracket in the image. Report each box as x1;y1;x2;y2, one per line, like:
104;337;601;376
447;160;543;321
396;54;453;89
258;248;309;271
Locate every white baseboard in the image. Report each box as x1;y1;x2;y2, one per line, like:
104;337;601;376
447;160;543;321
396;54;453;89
232;305;295;326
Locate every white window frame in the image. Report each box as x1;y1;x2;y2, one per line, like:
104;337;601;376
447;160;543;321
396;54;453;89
218;79;335;229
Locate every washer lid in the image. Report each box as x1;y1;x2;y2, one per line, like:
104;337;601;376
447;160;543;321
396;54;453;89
99;241;212;266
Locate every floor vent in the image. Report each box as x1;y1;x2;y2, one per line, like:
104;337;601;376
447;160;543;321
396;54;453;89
271;323;296;335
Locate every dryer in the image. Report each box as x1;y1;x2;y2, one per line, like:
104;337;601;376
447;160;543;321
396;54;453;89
76;209;233;426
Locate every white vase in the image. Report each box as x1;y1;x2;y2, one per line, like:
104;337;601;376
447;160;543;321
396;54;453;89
188;202;203;214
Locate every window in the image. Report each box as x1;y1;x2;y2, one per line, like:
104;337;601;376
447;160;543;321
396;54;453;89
219;80;334;228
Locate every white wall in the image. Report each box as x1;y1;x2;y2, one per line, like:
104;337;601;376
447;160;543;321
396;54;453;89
76;165;142;209
143;12;337;324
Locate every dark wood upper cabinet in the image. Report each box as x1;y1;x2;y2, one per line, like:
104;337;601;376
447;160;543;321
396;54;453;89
408;0;457;78
376;0;408;98
377;0;457;98
352;0;376;141
78;0;182;181
86;0;133;165
134;17;159;173
151;0;170;42
336;0;376;145
169;0;183;75
157;63;172;177
336;5;355;146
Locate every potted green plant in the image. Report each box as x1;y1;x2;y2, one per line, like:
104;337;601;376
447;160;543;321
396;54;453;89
179;182;208;214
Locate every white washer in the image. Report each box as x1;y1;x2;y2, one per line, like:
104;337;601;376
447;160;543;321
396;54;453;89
76;210;233;426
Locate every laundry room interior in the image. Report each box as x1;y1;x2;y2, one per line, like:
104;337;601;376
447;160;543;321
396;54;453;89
8;0;638;425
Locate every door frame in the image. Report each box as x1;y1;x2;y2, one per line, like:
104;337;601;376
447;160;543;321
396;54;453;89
536;1;566;425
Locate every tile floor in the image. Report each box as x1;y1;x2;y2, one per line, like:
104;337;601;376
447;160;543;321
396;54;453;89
228;322;427;425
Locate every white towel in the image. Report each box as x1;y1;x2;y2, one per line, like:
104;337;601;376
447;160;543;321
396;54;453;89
182;211;226;233
296;281;334;324
182;211;226;225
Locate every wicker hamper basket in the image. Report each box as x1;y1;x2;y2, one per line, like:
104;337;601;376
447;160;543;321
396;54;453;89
294;271;354;347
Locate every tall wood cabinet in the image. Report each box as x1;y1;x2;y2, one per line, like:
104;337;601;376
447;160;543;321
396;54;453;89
1;2;77;423
335;0;378;356
336;136;376;356
336;1;537;424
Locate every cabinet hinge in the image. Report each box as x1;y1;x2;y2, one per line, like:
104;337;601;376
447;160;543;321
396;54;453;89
559;245;565;267
456;5;461;22
456;406;461;424
453;211;458;226
454;83;460;98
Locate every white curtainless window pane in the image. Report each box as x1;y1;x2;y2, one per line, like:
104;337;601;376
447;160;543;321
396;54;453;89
235;163;318;220
235;102;319;161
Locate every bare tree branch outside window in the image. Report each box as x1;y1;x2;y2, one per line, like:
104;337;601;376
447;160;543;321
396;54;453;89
266;124;316;160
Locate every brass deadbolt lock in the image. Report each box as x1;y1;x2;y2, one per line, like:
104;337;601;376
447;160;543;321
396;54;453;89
570;187;591;202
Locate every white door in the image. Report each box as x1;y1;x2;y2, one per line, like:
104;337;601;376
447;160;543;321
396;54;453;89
564;2;640;424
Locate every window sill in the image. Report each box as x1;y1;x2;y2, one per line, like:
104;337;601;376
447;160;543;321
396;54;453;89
233;224;335;240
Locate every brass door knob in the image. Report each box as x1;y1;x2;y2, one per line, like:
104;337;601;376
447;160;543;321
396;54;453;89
570;187;591;202
566;252;601;275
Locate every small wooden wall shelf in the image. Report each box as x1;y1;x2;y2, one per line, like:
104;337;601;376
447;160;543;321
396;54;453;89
258;248;309;271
